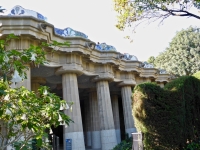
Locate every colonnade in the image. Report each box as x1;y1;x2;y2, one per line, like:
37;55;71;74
29;71;167;150
51;70;137;150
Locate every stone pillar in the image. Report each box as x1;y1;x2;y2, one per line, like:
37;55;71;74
111;94;121;144
96;80;117;150
89;90;101;149
31;77;46;92
159;82;164;88
62;73;85;150
145;78;151;82
84;98;92;147
121;86;136;137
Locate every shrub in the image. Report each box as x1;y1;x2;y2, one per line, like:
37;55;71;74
132;76;200;150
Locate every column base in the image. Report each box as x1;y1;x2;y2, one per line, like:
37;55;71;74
64;131;85;150
126;128;137;137
91;130;101;149
101;129;117;150
86;131;92;147
115;129;121;144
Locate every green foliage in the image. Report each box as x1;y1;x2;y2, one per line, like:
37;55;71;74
132;76;200;150
113;133;133;150
113;0;200;31
193;71;200;80
184;137;200;150
153;26;200;76
0;34;71;149
147;56;155;66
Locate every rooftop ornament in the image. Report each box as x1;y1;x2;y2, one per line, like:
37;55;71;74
95;42;117;51
9;5;47;21
159;69;168;74
118;53;138;61
54;27;88;39
8;5;88;39
142;61;154;68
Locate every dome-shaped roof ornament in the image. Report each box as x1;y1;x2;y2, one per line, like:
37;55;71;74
54;27;88;39
123;53;138;61
159;69;167;74
142;61;154;68
118;53;138;61
9;5;47;21
95;43;117;51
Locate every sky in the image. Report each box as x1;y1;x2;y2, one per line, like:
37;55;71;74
1;0;200;61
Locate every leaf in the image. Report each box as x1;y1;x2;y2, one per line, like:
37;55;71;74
21;55;28;62
0;89;5;96
36;138;42;147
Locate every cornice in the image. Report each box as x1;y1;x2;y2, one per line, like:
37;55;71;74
0;16;170;83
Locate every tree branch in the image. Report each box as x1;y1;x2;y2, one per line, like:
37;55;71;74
154;4;200;19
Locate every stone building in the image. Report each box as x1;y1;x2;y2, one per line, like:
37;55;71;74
0;5;170;150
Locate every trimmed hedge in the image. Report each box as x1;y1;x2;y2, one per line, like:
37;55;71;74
132;76;200;150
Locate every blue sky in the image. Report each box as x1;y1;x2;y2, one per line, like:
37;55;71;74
1;0;200;61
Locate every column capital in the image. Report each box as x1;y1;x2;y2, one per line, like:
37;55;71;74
139;68;158;78
91;74;114;82
117;71;136;87
55;65;83;76
118;79;136;87
155;74;170;83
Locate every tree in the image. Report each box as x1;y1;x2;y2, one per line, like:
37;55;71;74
153;26;200;76
113;0;200;31
0;34;72;149
147;56;155;66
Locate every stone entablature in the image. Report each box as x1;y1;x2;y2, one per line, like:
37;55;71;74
0;16;170;84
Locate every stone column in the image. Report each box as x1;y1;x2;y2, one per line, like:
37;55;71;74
121;86;137;137
89;90;101;149
145;78;151;82
159;82;164;88
62;73;85;150
31;77;46;92
111;94;121;144
84;98;92;147
96;80;117;150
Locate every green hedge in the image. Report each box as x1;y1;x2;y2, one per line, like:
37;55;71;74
132;76;200;150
